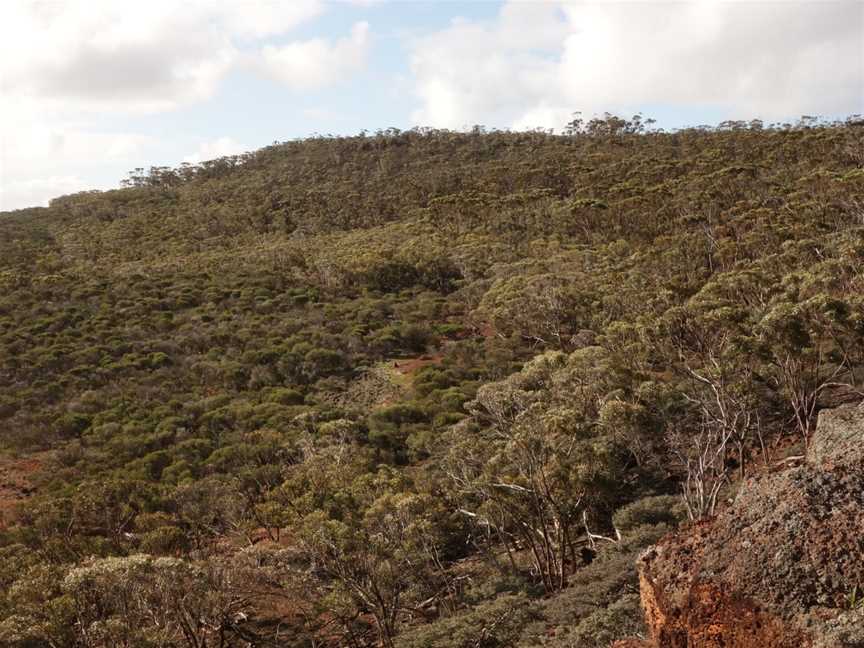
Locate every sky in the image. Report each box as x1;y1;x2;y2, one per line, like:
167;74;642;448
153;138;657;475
1;0;862;211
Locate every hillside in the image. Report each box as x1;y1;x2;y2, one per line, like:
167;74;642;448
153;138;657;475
1;116;863;647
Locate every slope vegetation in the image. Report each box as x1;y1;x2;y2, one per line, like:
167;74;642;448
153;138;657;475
0;117;862;647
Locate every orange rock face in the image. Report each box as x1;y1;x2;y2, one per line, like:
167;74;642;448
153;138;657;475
638;570;809;648
632;405;864;648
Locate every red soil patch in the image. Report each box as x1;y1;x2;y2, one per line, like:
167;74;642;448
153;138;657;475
638;567;808;648
0;452;48;529
393;353;444;376
478;322;496;339
441;321;496;341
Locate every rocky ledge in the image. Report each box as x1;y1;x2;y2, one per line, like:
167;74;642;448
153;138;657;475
632;405;864;648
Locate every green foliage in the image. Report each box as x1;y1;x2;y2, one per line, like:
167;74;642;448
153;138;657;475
562;594;643;648
612;495;686;535
398;593;538;648
368;402;428;460
847;584;864;610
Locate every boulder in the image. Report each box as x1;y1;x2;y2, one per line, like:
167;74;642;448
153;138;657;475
810;405;864;469
635;404;864;648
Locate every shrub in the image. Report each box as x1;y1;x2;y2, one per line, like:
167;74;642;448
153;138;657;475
397;593;537;648
265;387;305;405
139;525;188;555
368;403;427;457
563;593;643;648
302;348;347;381
55;412;91;439
612;495;686;536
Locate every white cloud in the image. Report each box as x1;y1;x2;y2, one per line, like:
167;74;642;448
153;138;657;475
0;176;90;211
0;96;154;210
410;0;864;130
0;0;370;210
209;0;325;39
259;21;371;90
0;0;331;113
301;106;341;121
183;137;247;164
3;4;225;113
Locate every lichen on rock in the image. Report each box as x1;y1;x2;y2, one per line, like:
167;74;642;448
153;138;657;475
632;404;864;648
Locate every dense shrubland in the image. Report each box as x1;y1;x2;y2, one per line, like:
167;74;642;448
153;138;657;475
0;116;862;647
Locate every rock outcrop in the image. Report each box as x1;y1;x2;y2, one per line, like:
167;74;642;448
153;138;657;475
634;405;864;648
